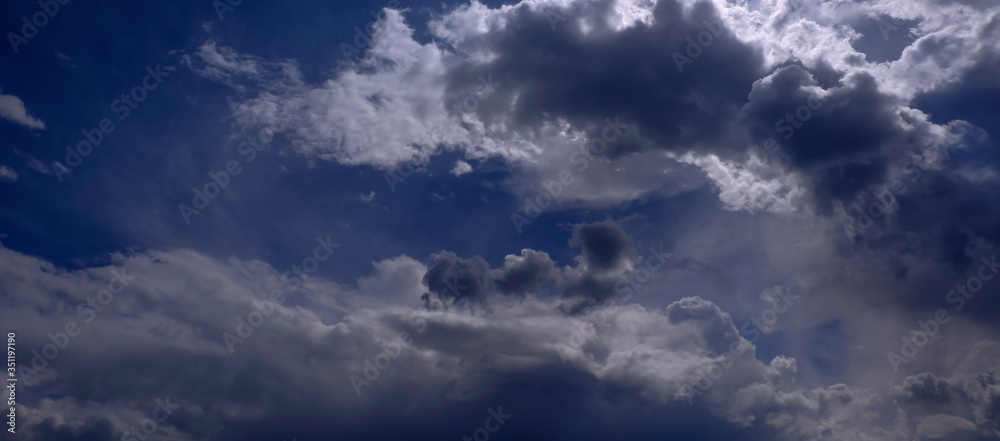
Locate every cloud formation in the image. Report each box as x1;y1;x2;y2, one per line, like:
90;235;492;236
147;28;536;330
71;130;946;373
4;223;999;441
0;89;45;130
185;0;1000;228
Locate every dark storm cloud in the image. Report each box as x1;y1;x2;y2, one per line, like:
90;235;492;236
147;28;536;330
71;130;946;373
421;221;638;312
733;58;998;256
839;171;1000;326
492;249;561;296
739;63;907;215
892;372;960;409
568;221;635;272
560;273;619;313
817;154;1000;323
828;15;1000;281
561;221;637;313
9;0;1000;440
832;30;1000;276
887;170;1000;253
421;248;560;307
441;0;983;233
446;0;765;158
422;251;494;306
430;0;1000;280
444;0;998;290
887;344;1000;439
740;65;902;168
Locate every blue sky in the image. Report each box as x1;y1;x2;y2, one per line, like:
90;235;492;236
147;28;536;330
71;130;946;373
2;0;1000;440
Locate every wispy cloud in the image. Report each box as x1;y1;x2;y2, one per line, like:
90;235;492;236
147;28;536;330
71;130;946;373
0;165;18;182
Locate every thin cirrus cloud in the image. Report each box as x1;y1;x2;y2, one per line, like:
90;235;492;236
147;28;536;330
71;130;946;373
0;164;18;182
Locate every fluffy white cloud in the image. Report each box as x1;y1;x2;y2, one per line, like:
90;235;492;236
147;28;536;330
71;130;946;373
0;89;44;130
678;153;805;213
184;0;997;214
